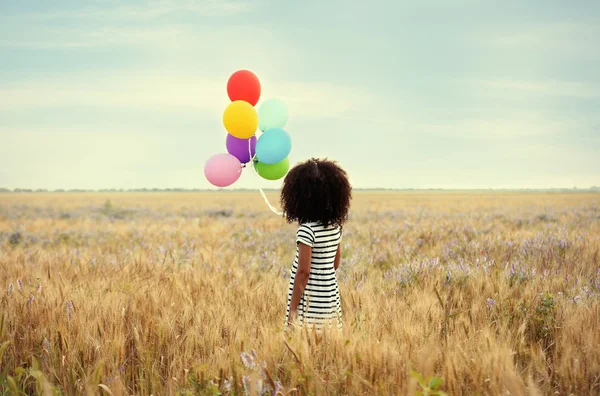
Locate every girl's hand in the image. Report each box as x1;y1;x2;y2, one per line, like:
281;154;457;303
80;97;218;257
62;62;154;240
287;310;297;326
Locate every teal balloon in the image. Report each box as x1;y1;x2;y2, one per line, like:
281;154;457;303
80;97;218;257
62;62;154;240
256;128;292;165
258;98;288;132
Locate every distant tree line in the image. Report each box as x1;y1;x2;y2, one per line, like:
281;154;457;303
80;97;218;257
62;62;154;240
0;187;599;193
0;188;279;193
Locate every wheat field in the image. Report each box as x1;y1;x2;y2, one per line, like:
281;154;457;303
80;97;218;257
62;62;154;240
1;191;599;395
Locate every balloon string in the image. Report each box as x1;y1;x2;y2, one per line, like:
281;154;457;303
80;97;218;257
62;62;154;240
259;187;284;217
249;137;284;217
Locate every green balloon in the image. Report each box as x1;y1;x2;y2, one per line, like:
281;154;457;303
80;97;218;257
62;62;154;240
254;157;290;180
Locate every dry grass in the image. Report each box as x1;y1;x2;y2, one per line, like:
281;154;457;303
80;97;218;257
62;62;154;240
1;191;599;395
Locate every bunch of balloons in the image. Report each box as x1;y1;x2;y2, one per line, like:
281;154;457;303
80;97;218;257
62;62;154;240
204;70;292;188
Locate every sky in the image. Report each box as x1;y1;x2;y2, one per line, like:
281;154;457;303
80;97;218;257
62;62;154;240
0;0;599;190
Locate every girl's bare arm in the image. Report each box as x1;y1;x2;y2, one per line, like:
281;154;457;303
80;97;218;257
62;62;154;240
334;243;341;271
288;243;312;324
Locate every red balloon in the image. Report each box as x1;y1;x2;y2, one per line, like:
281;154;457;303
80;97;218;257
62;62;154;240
227;70;261;106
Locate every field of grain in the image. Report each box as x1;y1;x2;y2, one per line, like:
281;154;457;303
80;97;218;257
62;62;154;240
1;191;599;395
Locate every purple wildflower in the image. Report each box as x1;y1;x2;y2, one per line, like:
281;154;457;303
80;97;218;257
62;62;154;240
26;295;34;305
242;376;251;395
257;379;264;395
17;279;22;291
66;300;73;320
36;283;42;294
7;283;13;296
223;377;232;392
558;239;568;250
486;298;496;309
273;381;282;395
240;352;256;369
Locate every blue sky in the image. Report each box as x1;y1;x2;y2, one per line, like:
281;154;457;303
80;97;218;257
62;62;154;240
1;0;599;190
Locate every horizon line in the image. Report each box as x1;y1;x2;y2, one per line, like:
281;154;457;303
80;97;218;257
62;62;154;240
2;187;599;193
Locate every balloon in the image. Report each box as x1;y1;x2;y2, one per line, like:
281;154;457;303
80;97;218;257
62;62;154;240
254;157;290;181
223;101;258;139
227;70;261;106
255;128;292;165
204;153;242;187
226;134;256;164
258;98;289;132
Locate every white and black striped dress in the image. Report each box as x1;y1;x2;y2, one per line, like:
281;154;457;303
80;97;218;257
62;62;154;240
285;222;343;330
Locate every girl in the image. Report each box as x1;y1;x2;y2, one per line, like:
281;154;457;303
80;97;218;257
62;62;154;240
281;158;352;330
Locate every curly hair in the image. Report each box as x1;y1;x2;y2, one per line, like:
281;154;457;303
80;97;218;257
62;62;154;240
280;158;352;227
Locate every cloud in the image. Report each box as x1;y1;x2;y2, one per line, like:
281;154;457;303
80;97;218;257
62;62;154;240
0;126;164;165
0;23;261;49
0;1;265;49
484;21;599;49
412;116;579;139
459;78;600;99
472;20;600;63
3;0;258;21
454;78;600;99
0;126;175;190
0;26;175;49
0;75;224;112
0;72;376;120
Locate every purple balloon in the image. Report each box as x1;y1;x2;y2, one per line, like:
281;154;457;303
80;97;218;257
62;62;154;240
226;134;256;164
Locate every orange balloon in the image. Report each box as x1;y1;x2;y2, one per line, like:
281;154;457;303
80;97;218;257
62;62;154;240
223;101;258;139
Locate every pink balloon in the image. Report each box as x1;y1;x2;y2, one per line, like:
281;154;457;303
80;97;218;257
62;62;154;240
204;153;242;187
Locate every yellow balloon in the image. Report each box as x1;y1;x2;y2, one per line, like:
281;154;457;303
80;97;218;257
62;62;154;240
223;100;258;139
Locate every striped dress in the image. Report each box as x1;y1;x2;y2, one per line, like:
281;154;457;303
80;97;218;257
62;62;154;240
285;222;343;330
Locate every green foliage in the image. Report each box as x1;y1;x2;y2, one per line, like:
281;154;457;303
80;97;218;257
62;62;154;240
410;370;448;396
8;232;22;246
1;356;58;395
491;292;556;347
532;292;555;341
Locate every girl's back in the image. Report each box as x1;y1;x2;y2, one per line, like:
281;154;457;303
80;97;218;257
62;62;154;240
286;222;343;329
